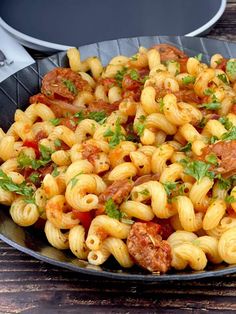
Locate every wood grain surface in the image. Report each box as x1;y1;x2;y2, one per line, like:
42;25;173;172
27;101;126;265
2;1;236;313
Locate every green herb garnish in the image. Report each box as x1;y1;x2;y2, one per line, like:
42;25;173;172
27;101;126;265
62;79;78;95
180;159;214;182
180;142;192;152
182;76;196;85
104;119;126;148
105;198;121;220
50;118;61;126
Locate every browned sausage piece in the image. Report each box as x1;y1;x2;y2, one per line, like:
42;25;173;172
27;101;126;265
41;67;91;103
127;222;172;273
98;179;133;204
200;140;236;176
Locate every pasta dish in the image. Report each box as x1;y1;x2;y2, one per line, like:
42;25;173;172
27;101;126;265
1;44;236;273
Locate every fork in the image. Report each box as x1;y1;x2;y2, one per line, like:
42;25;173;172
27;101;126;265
0;50;13;67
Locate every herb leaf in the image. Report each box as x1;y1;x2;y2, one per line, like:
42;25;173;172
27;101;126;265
104;119;126;148
0;170;34;198
200;102;221;110
225;195;236;203
215;174;231;190
163;182;178;196
180;159;214;182
182;76;196;85
221;126;236;141
115;67;128;87
50;118;61;126
88;111;107;124
226;60;236;80
219;117;233;130
105;198;121;220
205;154;218;166
62;79;78;95
217;74;229;85
194;53;203;61
180;142;192;152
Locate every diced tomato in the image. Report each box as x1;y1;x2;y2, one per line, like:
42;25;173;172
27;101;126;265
23;139;40;158
72;210;94;231
60;117;78;131
231;104;236;115
156;218;174;240
226;207;236;218
216;58;227;71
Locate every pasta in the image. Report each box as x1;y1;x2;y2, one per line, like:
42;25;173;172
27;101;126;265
1;43;236;274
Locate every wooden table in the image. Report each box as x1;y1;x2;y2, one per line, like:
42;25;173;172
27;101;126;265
2;1;236;313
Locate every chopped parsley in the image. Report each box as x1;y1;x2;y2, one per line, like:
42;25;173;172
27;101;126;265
135;123;145;137
74;111;107;124
182;76;196;85
115;67;128;87
130;54;138;61
219;117;233;130
74;111;85;122
215;174;231;190
52;165;60;177
194;53;203;61
88;111;107;124
163;182;178;196
221;126;236;141
225;195;236;203
180;142;192;152
28;173;40;184
198;117;207;129
209;136;218;144
54;139;61;147
129;69;139;81
180;159;214;182
62;79;78;95
0;170;34;199
226;60;236;80
204;88;214;96
205;154;218;166
39;145;52;161
17;151;51;170
217;73;229;85
200;102;221;110
105;198;122;220
159;98;165;113
50;118;61;126
104;119;126;148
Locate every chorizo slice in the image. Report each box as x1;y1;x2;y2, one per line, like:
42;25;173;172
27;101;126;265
41;67;91;103
200;140;236;175
127;222;172;273
98;179;133;205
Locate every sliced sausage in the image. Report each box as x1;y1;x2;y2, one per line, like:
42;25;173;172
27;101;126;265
200;140;236;175
127;222;172;273
98;179;133;204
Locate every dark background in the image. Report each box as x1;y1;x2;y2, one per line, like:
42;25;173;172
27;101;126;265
1;1;236;313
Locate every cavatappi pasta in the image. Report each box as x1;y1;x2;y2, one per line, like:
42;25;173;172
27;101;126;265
1;44;236;273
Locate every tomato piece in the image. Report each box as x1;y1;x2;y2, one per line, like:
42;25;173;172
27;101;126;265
216;58;227;71
226;207;236;218
60;117;78;131
72;211;94;231
231;104;236;115
156;218;174;240
23;139;40;158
